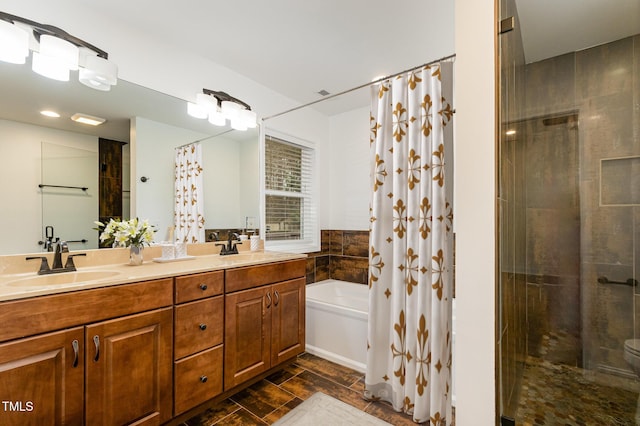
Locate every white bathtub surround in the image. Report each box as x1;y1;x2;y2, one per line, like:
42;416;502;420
366;61;454;424
305;280;368;372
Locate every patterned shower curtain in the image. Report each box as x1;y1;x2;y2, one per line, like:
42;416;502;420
365;61;454;425
174;143;205;243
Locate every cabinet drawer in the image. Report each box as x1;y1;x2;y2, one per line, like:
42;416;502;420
225;259;306;293
174;345;223;415
174;297;223;359
0;278;173;343
175;271;224;304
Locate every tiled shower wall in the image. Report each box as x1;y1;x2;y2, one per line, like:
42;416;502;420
305;230;369;285
523;35;640;374
499;3;640;416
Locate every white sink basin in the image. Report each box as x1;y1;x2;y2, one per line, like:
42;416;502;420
6;270;122;287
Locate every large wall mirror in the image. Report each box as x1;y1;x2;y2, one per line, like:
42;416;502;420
0;59;260;255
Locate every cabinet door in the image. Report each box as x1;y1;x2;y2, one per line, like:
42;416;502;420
0;327;84;426
85;307;173;426
271;278;306;366
224;286;270;390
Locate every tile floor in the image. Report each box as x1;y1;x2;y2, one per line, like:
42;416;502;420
515;356;639;425
181;352;452;425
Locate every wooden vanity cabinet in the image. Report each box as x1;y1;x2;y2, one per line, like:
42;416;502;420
0;327;85;425
224;260;305;390
0;278;174;426
85;307;173;425
173;271;225;415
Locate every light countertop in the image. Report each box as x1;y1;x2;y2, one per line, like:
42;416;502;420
0;242;306;302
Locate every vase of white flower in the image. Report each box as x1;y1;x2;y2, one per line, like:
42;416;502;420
95;218;156;265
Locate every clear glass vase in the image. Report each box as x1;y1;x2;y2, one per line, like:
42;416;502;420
129;245;144;266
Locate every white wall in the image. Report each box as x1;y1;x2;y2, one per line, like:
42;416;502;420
328;106;371;230
0;119;98;254
455;0;497;424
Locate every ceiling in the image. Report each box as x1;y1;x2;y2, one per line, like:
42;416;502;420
1;0;639;140
69;0;456;116
515;0;640;64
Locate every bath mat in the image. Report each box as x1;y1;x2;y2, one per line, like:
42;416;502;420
273;392;391;426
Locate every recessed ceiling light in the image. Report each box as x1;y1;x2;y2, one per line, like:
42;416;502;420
505;129;516;135
40;110;60;118
71;113;106;126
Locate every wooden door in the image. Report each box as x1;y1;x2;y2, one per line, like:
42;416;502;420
271;278;306;366
0;327;84;425
224;286;270;390
85;308;172;425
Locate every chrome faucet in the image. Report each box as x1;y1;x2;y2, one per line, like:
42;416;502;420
26;240;86;275
215;232;240;255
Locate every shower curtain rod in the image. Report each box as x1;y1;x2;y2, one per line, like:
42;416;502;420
175;129;235;149
262;53;456;121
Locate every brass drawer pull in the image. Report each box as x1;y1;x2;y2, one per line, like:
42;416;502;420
266;291;272;308
199;323;207;331
274;290;280;306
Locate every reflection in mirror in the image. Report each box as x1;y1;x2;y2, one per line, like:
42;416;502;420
134;119;260;243
0;58;260;255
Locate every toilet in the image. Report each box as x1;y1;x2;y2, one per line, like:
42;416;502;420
624;339;640;424
624;339;640;376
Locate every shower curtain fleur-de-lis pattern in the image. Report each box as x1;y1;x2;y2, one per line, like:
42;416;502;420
174;143;205;243
366;61;454;425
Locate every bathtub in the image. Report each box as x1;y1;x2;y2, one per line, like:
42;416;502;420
305;279;456;405
305;279;368;372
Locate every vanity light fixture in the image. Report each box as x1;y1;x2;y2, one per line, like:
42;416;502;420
0;11;118;91
0;18;28;64
187;89;257;131
71;113;106;126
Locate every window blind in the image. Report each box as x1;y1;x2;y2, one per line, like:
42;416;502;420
264;135;316;246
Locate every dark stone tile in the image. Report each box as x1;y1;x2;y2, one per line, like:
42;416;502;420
578;92;636;166
524;52;576;118
265;364;304;386
305;258;315;284
364;400;428;426
314;255;330;281
330;256;368;284
343;230;369;257
278;370;369;411
294;352;363;388
330;230;344;255
321;230;331;253
262;397;303;424
526;208;580;277
576;36;633;101
184;399;240;425
210;408;268;425
230;379;295;419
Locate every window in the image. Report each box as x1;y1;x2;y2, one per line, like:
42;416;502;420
264;134;318;252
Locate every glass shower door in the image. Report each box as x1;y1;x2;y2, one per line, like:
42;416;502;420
498;0;640;424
